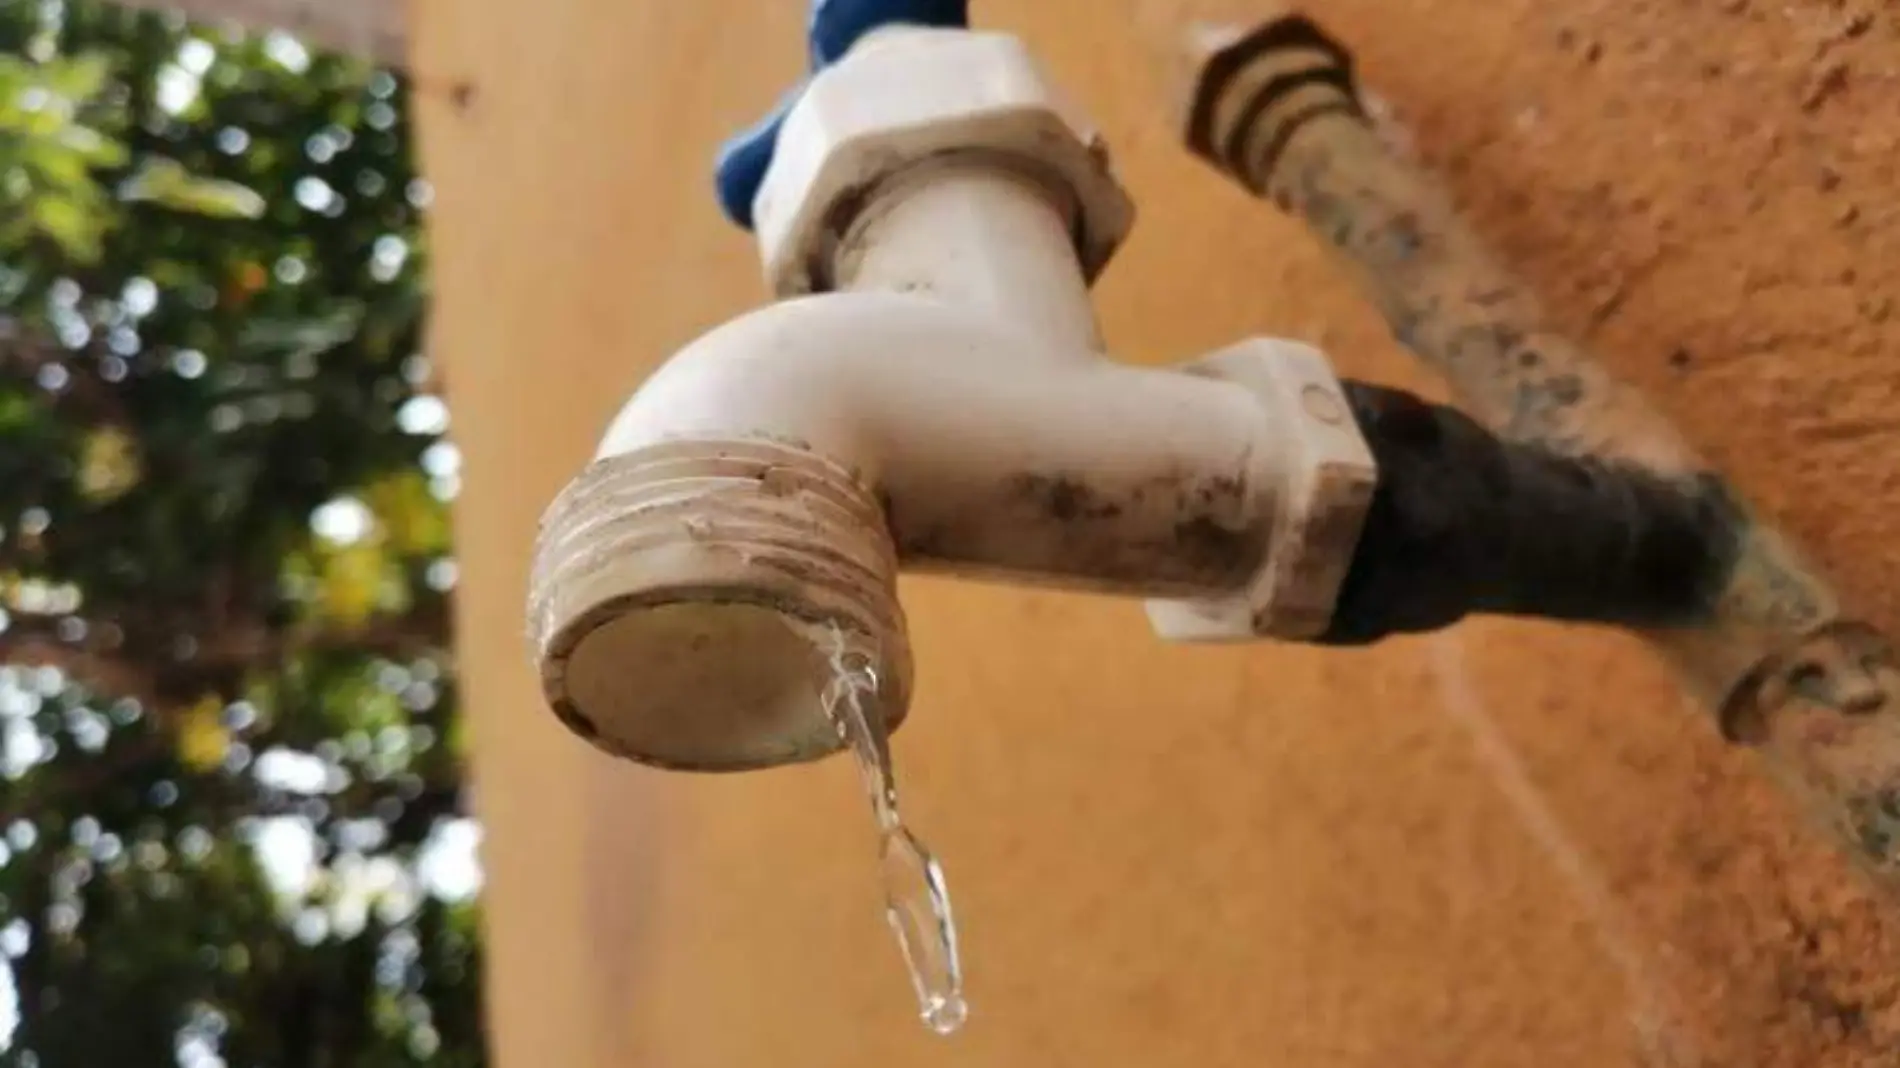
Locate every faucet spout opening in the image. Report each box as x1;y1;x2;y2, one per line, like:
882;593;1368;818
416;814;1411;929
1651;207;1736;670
530;438;911;772
560;601;835;765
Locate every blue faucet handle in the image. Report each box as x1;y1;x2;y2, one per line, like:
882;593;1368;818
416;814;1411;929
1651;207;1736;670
713;0;972;230
805;0;970;64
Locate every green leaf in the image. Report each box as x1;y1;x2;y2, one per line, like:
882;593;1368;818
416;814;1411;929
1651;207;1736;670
363;470;450;557
0;389;42;431
176;692;231;772
78;425;143;501
56;121;129;166
118;156;267;219
44;52;114;103
31;189;106;261
0;7;480;1063
238;301;366;357
23;136;95;190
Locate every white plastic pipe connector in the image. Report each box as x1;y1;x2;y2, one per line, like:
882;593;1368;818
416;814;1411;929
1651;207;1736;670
527;26;1375;772
836;161;1104;354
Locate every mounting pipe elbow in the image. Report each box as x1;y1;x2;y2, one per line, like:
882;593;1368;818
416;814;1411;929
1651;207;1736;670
1170;8;1900;891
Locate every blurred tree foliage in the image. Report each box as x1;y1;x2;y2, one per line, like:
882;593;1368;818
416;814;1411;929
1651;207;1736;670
0;1;482;1065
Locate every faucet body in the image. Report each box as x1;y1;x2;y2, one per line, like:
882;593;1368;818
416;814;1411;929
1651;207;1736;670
528;24;1378;771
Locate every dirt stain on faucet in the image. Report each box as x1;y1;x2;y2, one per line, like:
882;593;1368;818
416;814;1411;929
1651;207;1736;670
1009;472;1126;521
882;467;1263;597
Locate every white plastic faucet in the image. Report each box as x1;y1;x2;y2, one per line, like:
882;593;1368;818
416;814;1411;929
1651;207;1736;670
526;21;1378;772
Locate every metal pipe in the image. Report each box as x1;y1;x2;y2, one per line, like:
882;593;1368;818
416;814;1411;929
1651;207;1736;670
1177;12;1900;892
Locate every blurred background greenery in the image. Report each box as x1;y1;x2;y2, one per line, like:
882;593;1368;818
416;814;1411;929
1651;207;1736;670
0;0;483;1063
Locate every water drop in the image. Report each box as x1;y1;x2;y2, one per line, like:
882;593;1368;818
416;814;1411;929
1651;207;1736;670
818;629;967;1036
882;825;966;1035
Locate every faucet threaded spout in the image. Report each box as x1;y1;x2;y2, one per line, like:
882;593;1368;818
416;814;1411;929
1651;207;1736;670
528;438;911;771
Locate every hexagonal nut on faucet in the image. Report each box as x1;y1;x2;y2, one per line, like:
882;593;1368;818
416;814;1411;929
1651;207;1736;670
752;25;1134;297
1146;339;1378;642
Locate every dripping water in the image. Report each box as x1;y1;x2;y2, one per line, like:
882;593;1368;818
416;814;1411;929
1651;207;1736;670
818;627;968;1036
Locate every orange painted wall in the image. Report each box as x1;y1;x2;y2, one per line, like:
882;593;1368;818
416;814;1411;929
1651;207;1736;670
413;1;1900;1065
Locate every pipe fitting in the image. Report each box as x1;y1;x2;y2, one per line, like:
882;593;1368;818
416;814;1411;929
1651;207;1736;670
753;24;1134;296
1145;338;1376;641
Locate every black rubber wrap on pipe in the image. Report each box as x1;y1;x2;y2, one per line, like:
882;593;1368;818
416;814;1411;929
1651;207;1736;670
1318;381;1744;645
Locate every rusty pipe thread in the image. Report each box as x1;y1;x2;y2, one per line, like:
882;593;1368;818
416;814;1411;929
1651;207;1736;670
1179;14;1900;889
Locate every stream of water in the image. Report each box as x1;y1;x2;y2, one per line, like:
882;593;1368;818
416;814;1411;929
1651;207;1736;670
819;630;968;1036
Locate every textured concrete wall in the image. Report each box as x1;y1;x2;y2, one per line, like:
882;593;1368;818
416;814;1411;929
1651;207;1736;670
414;0;1900;1065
